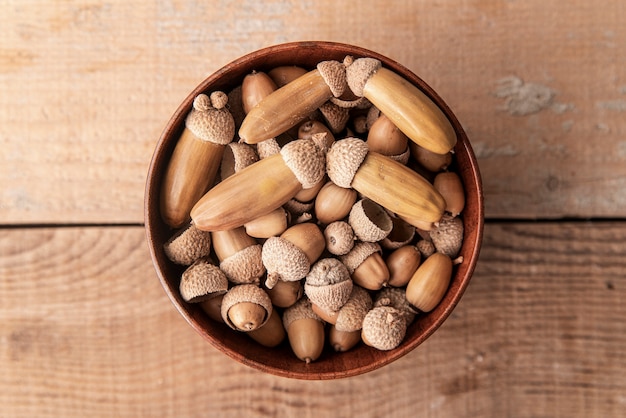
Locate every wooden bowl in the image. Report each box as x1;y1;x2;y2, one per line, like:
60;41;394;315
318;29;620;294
145;41;484;380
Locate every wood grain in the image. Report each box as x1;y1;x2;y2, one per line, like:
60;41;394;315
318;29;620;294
1;1;626;223
1;223;624;417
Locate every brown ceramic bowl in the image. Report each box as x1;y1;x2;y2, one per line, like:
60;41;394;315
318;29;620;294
145;41;483;380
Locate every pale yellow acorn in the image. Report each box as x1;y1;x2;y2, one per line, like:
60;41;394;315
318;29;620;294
374;287;418;325
326;138;446;226
220;284;273;331
340;242;389;290
179;258;228;303
434;171;465;217
239;60;347;144
380;215;416;250
191;138;326;231
314;180;358;225
429;215;464;258
264;278;303;308
386;245;421;288
211;227;265;285
304;258;353;313
406;252;453;313
241;70;278;114
361;306;407;351
323;221;355;256
262;222;325;289
163;222;212;265
247;308;286;348
329;325;362;352
348;198;393;243
267;65;308;87
345;57;456;155
243;207;289;239
409;141;453;172
282;297;325;363
160;92;235;228
220;142;259;180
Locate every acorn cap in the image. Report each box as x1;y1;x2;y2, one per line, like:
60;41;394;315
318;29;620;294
348;198;393;242
305;279;354;313
163;222;213;265
219;244;265;284
262;236;310;285
319;101;350;133
220;284;273;330
279;138;326;189
345;57;382;98
381;216;416;250
335;285;373;332
374;287;417;325
324;221;355;256
340;242;382;274
330;96;371;109
316;60;347;98
221;142;259;179
361;306;407;351
283;199;314;217
179;258;228;303
429;215;464;258
326;138;369;188
185;92;235;145
388;146;411;165
256;137;281;159
417;239;436;258
282;296;323;330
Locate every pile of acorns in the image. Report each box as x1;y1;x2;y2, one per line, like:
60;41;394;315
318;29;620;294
160;56;465;363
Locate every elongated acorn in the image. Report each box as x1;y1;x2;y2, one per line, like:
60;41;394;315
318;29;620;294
434;171;465;216
283;297;325;363
163;222;212;265
409;141;453;172
220;284;273;331
179;258;229;303
340;242;389;290
247;308;286;348
406;252;453;313
211;227;265;284
304;258;353;313
361;306;407;351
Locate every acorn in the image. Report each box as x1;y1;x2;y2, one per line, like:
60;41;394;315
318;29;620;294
323;221;355;256
326;138;445;226
268;65;308;87
293;174;326;204
191;138;326;231
340;242;389;290
329;325;362;352
241;70;278;114
417;239;436;258
160;92;235;228
282;297;325;363
345;57;456;155
348;198;393;243
409;141;453;172
163;222;212;265
334;285;373;332
199;292;225;323
406;252;453;313
374;287;417;325
264;278;303;308
227;85;246;129
220;142;259;180
262;222;325;289
433;171;465;217
429;215;464;258
243;207;289;239
179;258;228;303
366;113;410;163
247;308;286;348
304;258;353;313
319;101;350;133
361;306;407;351
211;227;265;284
220;284;273;331
314;180;358;225
386;245;421;287
256;137;282;159
380;215;416;250
298;120;336;149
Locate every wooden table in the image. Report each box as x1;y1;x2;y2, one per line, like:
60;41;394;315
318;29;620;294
2;1;625;416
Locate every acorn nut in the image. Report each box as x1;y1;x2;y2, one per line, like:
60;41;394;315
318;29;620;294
304;258;353;313
282;297;325;363
429;215;464;258
434;171;465;217
163;222;212;265
314;180;358;225
334;285;373;332
329;325;362;352
179;258;228;303
361;306;407;351
211;227;265;284
366;113;410;163
247;308;286;348
220;284;273;331
264;278;303;308
386;245;421;287
243;207;289;239
241;70;278;114
406;252;453;313
374;287;417;325
323;221;355;256
340;242;389;290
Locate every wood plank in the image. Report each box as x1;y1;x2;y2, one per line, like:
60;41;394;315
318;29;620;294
1;1;626;223
1;223;624;417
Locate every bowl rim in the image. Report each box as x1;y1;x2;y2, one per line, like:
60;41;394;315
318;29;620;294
145;40;484;380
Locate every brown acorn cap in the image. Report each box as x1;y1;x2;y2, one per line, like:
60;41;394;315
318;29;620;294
348;198;393;242
283;198;314;217
361;306;407;351
262;236;310;288
316;60;347;98
279;138;326;189
185;92;235;145
163;222;213;265
429;215;464;258
220;142;259;179
324;221;355;256
326;137;369;188
319;101;350;133
256;137;281;159
219;244;265;285
380;216;416;250
220;284;273;331
335;285;373;332
374;287;417;325
304;258;353;313
387;146;411;165
179;258;228;303
417;239;436;258
227;85;246;129
345;57;382;98
330;95;371;109
340;241;382;275
282;296;323;330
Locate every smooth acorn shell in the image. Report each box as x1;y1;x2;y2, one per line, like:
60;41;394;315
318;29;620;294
386;245;421;287
265;279;303;308
406;252;453;312
199;293;225;323
409;141;453;172
280;223;325;265
366;113;409;156
294;176;326;203
241;71;278;114
287;318;325;363
329;326;361;352
314;181;357;225
244;207;289;239
227;301;269;331
247;308;286;347
268;65;308;87
434;171;465;216
352;252;389;290
211;227;257;260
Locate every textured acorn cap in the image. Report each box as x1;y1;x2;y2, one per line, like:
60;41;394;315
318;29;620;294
345;57;382;98
348;198;393;243
282;296;323;330
326;138;369;188
262;236;310;286
417;239;436;258
388;146;411;165
430;215;464;258
220;284;273;331
283;198;314;217
305;279;354;314
185;92;235;145
380;216;416;250
280;138;326;189
340;242;382;274
374;287;417;325
316;60;347;98
324;221;355;256
179;258;228;303
256;137;281;159
361;306;407;351
219;244;265;284
163;222;212;265
319;101;350;133
221;142;259;179
330;95;371;109
335;285;373;332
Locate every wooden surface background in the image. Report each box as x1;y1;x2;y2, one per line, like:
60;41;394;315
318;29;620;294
1;1;625;417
